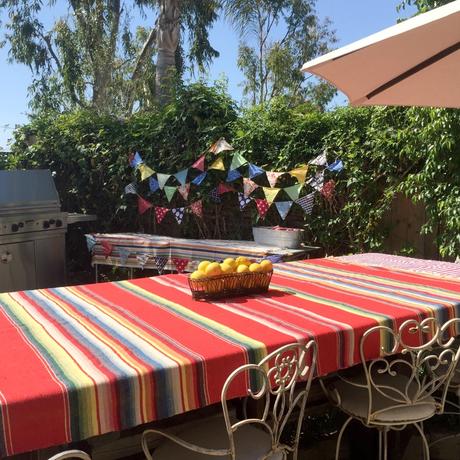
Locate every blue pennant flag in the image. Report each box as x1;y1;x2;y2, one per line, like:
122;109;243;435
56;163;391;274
118;247;130;265
85;235;97;253
249;163;265;179
266;254;283;264
192;171;207;186
275;201;294;220
327;159;344;172
174;168;189;186
131;152;143;168
226;169;242;182
149;176;159;192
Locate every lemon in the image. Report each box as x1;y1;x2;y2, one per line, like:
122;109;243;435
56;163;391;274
205;262;222;277
198;260;211;272
249;263;263;273
260;260;273;272
223;258;236;269
220;263;234;274
236;256;251;266
190;270;206;280
237;264;249;273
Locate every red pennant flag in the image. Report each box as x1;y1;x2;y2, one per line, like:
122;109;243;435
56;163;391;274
190;200;203;218
192;155;206;171
172;258;189;273
217;182;235;195
128;152;135;165
321;179;336;202
101;240;113;258
138;196;153;215
254;199;270;219
155;206;169;224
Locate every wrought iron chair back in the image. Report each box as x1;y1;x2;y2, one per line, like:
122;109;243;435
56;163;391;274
48;450;92;460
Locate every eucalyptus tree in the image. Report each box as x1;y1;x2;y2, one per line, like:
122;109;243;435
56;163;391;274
397;0;455;12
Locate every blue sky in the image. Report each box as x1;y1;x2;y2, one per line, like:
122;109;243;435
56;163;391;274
0;1;414;149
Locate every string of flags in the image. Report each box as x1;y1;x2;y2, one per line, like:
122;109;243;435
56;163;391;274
125;138;343;223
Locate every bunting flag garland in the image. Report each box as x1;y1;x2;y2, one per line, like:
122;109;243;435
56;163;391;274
266;254;283;264
289;165;309;184
230;152;248;170
149;176;160;192
209;157;225;171
210;188;222;203
309;152;328;166
296;192;315;214
209;138;234;154
164;186;177;202
157;173;171;190
249;163;265;179
172;207;186;224
192;155;206;171
263;187;281;203
130;152;143;168
85;234;97;253
138;163;155;181
155;206;169;223
308;171;324;192
238;192;252;210
138;196;153;215
190;200;203;218
226;169;242;182
327;159;344;172
172;257;189;273
266;171;283;188
153;256;169;273
254;199;270;219
217;183;235;195
136;253;150;269
192;171;207;186
124;183;137;195
284;183;303;201
118;247;130;265
178;183;191;200
275;201;294;220
101;240;113;258
243;178;259;197
321;179;336;202
174;169;188;186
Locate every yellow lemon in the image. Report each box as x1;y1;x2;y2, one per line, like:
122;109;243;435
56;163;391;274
223;258;236;269
237;264;249;273
260;260;273;272
198;260;211;272
220;263;234;274
190;270;206;280
236;256;251;266
249;263;263;273
205;262;222;277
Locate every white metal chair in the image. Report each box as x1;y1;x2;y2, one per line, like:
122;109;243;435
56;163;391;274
322;317;460;460
48;450;92;460
142;341;317;460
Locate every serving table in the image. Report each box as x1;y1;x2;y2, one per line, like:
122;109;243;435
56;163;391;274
0;257;459;457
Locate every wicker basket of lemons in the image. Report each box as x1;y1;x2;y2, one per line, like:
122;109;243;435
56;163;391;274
188;257;273;301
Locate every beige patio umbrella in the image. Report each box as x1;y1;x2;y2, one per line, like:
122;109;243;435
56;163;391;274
301;1;460;108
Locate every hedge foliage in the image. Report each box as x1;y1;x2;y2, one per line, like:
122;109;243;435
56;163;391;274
7;81;460;260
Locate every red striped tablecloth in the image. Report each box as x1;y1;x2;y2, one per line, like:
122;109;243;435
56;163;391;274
0;258;459;456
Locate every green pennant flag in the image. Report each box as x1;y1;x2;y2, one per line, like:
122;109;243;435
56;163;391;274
230;152;248;170
284;183;303;201
263;187;280;204
164;186;177;202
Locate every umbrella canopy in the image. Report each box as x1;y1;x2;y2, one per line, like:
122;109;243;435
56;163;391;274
301;1;460;108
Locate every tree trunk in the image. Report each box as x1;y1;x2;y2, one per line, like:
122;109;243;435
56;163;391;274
155;0;180;105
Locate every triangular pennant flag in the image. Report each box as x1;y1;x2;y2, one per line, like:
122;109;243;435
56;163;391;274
155;206;169;223
321;179;336;202
209;138;234;154
226;169;242;182
243;178;258;197
308;171;324;192
217;183;235;195
190;200;203;218
263;187;280;203
230;152;248;170
178;183;191;200
327;159;344;172
275;201;293;220
172;257;189;273
124;183;137;195
156;173;171;190
266;171;283;188
192;155;206;171
210;188;222;203
284;183;303;201
101;240;113;258
209;157;225;171
192;171;207;186
85;234;97;253
309;152;328;166
138;196;153;214
174;168;188;186
289;165;309;184
296;192;315;214
249;163;265;179
238;192;252;210
172;207;186;224
136;253;150;269
164;185;177;202
266;254;283;264
130;152;143;168
254;199;270;219
118;247;130;265
149;176;159;192
138;163;155;181
153;256;169;273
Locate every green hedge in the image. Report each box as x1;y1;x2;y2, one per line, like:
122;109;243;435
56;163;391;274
8;81;460;261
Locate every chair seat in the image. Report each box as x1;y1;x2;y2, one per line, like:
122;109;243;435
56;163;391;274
153;416;283;460
330;372;437;425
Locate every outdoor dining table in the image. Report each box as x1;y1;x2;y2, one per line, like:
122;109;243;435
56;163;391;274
0;256;459;457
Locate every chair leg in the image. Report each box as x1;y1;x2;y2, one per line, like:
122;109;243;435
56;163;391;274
335;416;353;460
378;430;382;460
382;428;388;460
413;422;430;460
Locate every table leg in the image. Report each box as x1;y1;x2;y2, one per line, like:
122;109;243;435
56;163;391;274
129;267;134;279
95;264;98;283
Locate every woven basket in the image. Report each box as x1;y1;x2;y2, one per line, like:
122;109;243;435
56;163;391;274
188;270;273;301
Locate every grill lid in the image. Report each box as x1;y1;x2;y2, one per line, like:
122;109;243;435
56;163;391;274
0;169;61;214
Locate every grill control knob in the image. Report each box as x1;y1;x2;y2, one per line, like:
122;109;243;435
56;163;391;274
55;219;63;228
11;224;19;232
18;222;24;228
43;221;50;229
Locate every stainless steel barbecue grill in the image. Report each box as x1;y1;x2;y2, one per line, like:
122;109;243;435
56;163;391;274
0;169;94;293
